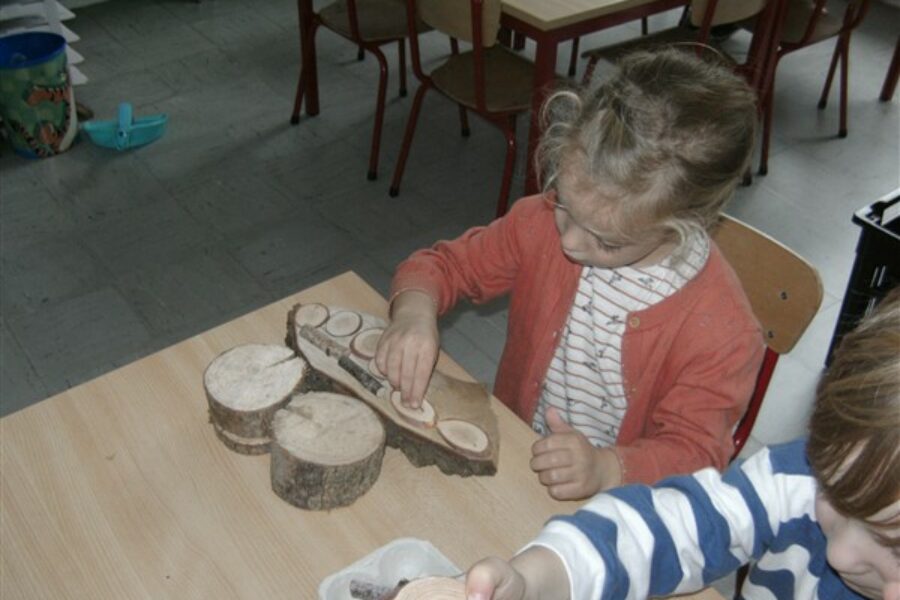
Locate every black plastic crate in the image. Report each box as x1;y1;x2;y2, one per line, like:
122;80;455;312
826;188;900;365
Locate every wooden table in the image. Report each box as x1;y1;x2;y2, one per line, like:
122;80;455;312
0;271;723;599
499;0;688;194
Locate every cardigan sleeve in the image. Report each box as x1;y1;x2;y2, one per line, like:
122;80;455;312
389;195;546;315
616;311;765;485
524;441;815;600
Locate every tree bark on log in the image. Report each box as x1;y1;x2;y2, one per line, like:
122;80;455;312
270;392;386;510
204;344;307;455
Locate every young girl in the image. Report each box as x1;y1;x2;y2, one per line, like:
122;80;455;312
376;48;765;499
464;289;900;600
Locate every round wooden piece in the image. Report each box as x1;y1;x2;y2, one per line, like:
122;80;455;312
368;358;386;380
324;310;362;337
293;302;329;328
393;577;465;599
204;344;306;451
390;390;437;428
270;392;386;510
436;419;489;457
350;327;384;359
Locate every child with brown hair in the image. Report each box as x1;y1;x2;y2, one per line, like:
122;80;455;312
375;48;765;499
465;288;900;600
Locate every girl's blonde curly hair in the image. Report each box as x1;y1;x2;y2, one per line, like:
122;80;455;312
536;47;758;247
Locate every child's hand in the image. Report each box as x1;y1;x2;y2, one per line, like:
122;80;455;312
466;557;527;600
530;407;622;500
466;547;570;600
375;290;439;408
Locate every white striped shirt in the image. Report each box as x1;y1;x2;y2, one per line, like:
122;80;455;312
533;232;710;445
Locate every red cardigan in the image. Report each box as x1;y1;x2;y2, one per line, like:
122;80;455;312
391;195;765;484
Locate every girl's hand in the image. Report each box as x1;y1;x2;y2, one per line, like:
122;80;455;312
375;291;439;408
530;407;622;500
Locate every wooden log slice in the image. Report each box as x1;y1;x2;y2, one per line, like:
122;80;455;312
293;302;329;328
436;420;490;458
350;327;384;359
270;392;386;510
390;390;437;428
325;310;363;337
204;344;306;454
393;577;465;599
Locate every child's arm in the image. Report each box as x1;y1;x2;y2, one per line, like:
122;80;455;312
375;290;439;407
518;441;810;600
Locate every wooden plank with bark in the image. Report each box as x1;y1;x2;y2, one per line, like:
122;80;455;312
286;303;500;476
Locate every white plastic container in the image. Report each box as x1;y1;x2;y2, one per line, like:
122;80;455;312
318;537;460;600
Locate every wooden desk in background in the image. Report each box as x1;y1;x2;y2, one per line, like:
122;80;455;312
0;271;723;599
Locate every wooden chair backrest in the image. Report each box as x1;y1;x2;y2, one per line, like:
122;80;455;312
418;0;502;47
712;214;823;354
690;0;768;27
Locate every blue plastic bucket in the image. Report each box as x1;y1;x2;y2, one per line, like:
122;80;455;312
0;32;77;158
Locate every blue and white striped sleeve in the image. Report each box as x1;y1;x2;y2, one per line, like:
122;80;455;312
523;440;815;600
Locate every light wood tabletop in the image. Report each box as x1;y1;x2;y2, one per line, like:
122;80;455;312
501;0;676;31
0;271;724;599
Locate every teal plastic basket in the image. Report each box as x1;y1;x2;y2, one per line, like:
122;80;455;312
81;102;167;150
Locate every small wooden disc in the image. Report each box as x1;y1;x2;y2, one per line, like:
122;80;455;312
325;310;363;337
368;358;386;380
350;327;384;359
293;302;329;328
436;420;489;457
390;390;437;428
393;577;465;599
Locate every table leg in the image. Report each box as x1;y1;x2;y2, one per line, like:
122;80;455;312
524;35;558;195
298;0;320;116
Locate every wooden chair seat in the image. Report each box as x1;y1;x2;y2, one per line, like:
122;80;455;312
320;0;425;43
432;47;534;113
743;2;843;46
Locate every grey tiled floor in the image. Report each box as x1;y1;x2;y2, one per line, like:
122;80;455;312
1;0;898;476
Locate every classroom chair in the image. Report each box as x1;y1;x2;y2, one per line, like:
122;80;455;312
712;215;823;458
388;0;535;218
580;0;787;102
747;0;872;175
289;0;427;180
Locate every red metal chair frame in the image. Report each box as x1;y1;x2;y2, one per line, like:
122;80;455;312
389;0;524;218
290;0;409;181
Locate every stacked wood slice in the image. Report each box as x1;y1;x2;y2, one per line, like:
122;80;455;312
270;392;385;510
287;302;499;477
204;344;307;455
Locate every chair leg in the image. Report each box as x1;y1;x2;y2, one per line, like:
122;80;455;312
367;46;389;181
568;37;579;77
357;46;365;61
818;38;841;111
582;56;600;85
758;88;773;176
459;105;471;137
291;21;319;124
641;16;648;35
838;33;850;138
496;116;517;218
880;37;900;102
398;39;407;98
389;82;431;197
